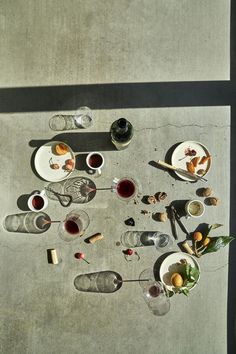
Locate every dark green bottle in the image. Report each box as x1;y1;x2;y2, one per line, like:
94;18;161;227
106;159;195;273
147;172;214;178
110;118;134;150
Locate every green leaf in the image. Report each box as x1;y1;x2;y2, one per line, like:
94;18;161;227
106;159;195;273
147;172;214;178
179;288;189;296
185;281;195;288
189;267;200;281
167;290;175;298
207;223;223;234
202;236;234;254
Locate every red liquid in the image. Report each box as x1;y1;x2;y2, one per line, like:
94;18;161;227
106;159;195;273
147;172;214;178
32;195;44;210
89;154;103;168
149;285;160;298
64;220;79;234
117;179;135;198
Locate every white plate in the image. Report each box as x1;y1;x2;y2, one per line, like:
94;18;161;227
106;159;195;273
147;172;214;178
159;252;200;291
34;141;75;182
171;141;211;181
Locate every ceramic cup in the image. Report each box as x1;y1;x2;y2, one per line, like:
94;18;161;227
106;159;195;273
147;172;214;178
185;199;205;218
27;190;49;212
86;152;104;177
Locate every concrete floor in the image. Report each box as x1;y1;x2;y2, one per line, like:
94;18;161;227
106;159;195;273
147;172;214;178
0;1;232;354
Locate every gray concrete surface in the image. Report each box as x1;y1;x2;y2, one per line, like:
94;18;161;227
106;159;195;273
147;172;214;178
0;1;232;354
0;107;230;354
0;0;230;87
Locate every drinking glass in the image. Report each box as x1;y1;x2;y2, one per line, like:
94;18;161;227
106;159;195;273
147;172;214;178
121;231;173;252
74;271;122;293
58;209;90;242
74;106;93;128
153;233;174;253
112;177;140;201
142;280;170;316
49;107;93;131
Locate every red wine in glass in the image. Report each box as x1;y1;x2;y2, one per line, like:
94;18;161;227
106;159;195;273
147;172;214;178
64;219;79;234
148;285;160;298
117;179;136;199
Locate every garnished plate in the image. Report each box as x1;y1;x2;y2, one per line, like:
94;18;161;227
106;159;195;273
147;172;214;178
34;141;75;182
159;252;200;291
171;141;211;181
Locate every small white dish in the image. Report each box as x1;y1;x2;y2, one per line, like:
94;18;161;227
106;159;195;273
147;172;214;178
159;252;200;291
34;141;75;182
171;141;211;181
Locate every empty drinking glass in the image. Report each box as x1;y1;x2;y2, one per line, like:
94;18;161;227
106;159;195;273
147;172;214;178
74;106;93;128
121;231;173;252
49;106;93;131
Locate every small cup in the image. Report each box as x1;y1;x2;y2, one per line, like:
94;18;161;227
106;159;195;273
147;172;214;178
185;199;205;218
27;190;48;212
86;152;104;177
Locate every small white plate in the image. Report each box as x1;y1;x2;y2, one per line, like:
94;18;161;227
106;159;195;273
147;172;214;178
171;141;211;181
34;141;75;182
159;252;200;291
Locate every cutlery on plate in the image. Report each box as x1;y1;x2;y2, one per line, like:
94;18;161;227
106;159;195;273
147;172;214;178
156;160;207;182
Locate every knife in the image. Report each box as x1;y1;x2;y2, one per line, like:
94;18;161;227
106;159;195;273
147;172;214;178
156;160;207;182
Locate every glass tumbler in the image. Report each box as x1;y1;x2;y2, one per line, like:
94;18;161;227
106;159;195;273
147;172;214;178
49;106;93;131
121;231;173;252
142;280;170;316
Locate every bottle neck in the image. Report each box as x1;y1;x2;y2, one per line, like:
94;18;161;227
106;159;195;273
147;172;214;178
117;118;128;132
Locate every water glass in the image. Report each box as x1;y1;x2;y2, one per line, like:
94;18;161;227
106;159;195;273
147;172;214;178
74;106;93;128
142;281;170;316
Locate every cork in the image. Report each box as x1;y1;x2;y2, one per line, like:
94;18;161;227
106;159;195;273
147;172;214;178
49;249;59;264
88;233;104;244
182;241;194;255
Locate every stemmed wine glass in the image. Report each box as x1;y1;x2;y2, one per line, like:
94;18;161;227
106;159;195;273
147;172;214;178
58;209;90;242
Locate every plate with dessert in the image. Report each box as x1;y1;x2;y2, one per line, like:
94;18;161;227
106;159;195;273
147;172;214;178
171;141;211;181
34;141;75;182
